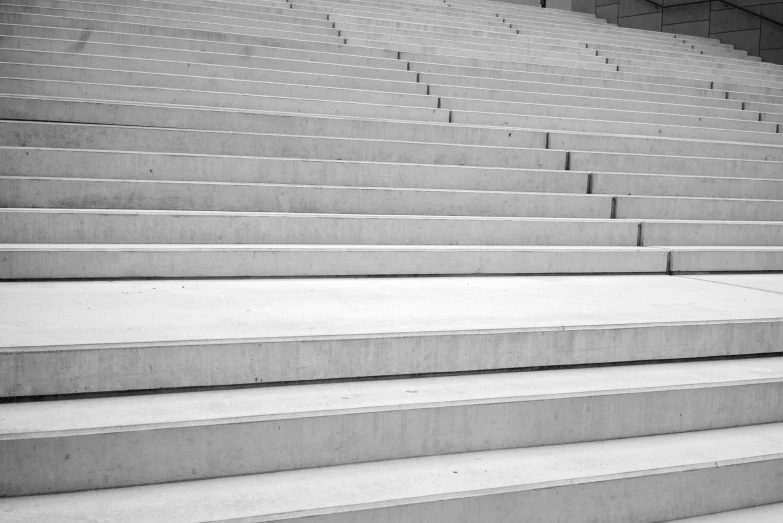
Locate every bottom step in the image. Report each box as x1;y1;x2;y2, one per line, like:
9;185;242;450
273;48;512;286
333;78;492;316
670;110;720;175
3;245;783;279
1;424;782;522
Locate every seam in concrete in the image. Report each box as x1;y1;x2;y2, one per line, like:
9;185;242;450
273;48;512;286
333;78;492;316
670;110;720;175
637;222;644;247
759;113;763;122
666;251;672;275
610;196;617;219
416;72;420;83
436;96;440;108
406;61;410;71
742;102;746;110
586;172;593;194
545;131;549;149
675;276;783;297
448;110;453;123
564;150;570;170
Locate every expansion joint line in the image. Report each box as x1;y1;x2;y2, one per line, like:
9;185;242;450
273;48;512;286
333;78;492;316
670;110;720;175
586;172;593;194
666;251;673;275
545;131;549;149
637;223;644;247
610;197;617;219
564;150;571;170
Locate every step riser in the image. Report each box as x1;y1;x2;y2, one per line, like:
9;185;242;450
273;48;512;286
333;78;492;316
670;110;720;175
0;247;669;279
671;250;783;273
0;211;636;245
0;122;559;169
616;197;783;222
571;152;783;180
0;177;613;218
592;173;783;201
642;222;783;247
3;382;781;496
0;148;586;193
3;320;780;396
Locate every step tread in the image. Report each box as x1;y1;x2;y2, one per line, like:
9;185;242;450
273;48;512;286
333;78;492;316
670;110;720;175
1;423;782;521
3;357;783;437
3;274;783;349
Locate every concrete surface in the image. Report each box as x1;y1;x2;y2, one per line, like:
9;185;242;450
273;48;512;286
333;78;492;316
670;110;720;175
1;424;782;522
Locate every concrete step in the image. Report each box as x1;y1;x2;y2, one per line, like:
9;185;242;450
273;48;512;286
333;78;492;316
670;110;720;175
3;358;783;495
1;422;783;520
640;220;783;246
0;47;417;83
443;96;763;130
5;91;777;150
0;244;669;279
411;59;713;91
0;10;346;47
592;172;783;201
454;110;782;147
0;79;447;122
2;275;783;395
571;151;783;180
0;62;428;97
0;121;559;169
597;47;783;73
0;147;587;194
416;71;727;104
1;0;339;34
607;55;783;80
615;195;783;222
666;503;783;522
5;245;783;279
669;247;783;273
0;16;397;60
550;131;783;163
0;2;342;40
0;209;637;245
426;80;738;111
0;176;613;218
0;30;406;69
618;64;783;93
1;97;548;150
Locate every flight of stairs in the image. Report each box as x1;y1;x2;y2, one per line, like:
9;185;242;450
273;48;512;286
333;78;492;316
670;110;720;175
2;0;783;520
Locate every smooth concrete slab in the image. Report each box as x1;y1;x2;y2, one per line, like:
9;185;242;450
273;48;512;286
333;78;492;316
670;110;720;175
0;147;585;193
683;274;783;294
3;358;783;494
670;248;783;273
3;274;783;348
0;176;612;218
1;424;782;522
0;245;667;279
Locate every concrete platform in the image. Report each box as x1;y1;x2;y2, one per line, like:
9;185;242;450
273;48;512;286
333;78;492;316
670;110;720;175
2;275;783;395
667;503;783;521
1;424;782;522
3;358;782;495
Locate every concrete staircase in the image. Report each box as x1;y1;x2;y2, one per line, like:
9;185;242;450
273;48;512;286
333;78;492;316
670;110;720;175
2;0;783;519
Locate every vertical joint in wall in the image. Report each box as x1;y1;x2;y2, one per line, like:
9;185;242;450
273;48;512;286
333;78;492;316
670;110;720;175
586;172;593;194
637;223;644;247
665;251;672;275
449;110;453;123
545;132;549;149
564;150;570;171
610;197;617;219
